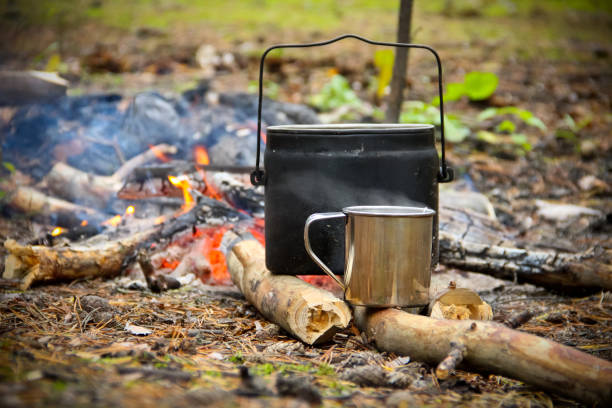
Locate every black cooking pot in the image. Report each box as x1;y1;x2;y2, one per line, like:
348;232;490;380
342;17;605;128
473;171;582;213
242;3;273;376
251;34;454;276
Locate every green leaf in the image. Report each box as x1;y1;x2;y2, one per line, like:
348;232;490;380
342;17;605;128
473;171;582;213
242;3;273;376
496;119;516;133
373;49;394;99
463;71;499;100
444;116;470;143
445;82;466;101
525;116;547;131
308;75;362;112
511;133;532;151
477;107;498;121
2;162;15;174
476;130;500;144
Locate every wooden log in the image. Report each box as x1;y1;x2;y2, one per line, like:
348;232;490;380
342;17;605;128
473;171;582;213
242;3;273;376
439;206;612;290
354;307;612;405
226;237;351;345
43;144;177;208
6;185;105;227
3;228;156;290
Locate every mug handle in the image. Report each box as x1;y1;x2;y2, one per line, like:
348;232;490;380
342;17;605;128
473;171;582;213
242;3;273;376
304;212;346;289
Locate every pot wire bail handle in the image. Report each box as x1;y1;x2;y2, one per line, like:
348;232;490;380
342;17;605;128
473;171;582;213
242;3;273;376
251;33;454;186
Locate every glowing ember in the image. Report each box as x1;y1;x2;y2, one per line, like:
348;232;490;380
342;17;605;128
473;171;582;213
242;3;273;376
102;215;122;227
168;175;195;212
194;146;210;166
80;220;88;227
125;205;135;215
148;144;171;163
51;227;65;237
200;227;230;284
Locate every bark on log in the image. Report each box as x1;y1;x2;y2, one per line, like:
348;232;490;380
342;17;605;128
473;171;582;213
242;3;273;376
354;307;612;405
439;206;612;290
3;229;156;290
226;237;351;345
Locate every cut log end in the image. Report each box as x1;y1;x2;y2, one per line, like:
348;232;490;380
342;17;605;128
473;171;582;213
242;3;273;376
226;237;351;345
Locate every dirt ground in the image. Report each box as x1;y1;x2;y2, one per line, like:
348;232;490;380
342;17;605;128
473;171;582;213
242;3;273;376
0;276;609;408
1;1;611;407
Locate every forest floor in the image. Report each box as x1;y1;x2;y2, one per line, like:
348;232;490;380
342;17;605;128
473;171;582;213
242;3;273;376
1;1;611;407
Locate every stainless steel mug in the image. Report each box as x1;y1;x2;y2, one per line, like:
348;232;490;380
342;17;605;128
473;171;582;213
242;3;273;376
304;206;435;307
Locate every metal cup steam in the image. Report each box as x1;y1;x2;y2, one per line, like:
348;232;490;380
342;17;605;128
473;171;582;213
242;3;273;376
304;205;435;307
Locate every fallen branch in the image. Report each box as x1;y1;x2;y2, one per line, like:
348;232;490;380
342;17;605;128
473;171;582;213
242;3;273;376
3;229;156;290
226;235;351;345
439;206;612;290
354;307;612;405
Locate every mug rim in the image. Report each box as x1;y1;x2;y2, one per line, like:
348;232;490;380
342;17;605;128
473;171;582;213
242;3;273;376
342;205;435;217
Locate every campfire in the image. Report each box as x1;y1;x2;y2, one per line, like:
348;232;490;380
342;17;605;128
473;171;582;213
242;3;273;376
2;83;611;405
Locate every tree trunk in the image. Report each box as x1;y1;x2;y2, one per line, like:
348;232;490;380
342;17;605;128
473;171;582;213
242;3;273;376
385;0;413;123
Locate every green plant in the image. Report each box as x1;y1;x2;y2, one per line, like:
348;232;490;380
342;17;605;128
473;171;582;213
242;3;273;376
247;79;280;100
373;49;394;99
434;71;499;104
400;101;470;143
229;352;244;364
316;363;336;377
309;75;363;112
478;106;547;131
252;363;275;376
476;130;532;154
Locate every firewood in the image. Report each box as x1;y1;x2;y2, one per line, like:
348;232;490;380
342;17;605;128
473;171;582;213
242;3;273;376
439;206;612;290
2;200;222;289
3;229;156;290
354;307;612;405
43;144;177;208
226;236;351;345
6;185;104;227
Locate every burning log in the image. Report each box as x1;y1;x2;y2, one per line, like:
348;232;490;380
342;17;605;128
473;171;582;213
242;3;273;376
354;307;612;405
439;206;612;290
225;234;351;345
43;144;178;208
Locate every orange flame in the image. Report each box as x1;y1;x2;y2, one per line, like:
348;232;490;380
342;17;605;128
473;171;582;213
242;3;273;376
194;146;210;166
51;227;65;237
168;175;195;212
149;144;171;163
80;220;88;227
102;215;122;227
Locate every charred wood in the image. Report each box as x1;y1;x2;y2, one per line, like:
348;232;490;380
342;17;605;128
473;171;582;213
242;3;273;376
439;206;611;290
354;307;612;405
130;162;252;183
43;144;178;209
